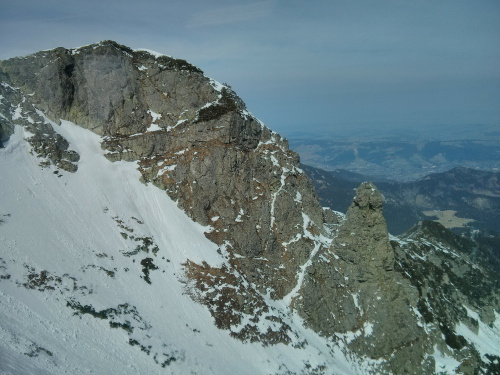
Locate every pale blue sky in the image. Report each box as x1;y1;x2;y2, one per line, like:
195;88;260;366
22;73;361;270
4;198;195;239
1;0;499;137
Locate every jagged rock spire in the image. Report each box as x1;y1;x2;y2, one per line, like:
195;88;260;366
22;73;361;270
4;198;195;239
296;182;431;374
335;182;394;282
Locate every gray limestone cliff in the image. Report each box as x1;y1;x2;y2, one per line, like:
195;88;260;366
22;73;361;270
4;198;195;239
0;41;324;300
1;41;497;374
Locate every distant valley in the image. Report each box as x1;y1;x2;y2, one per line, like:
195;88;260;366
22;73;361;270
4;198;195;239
303;165;500;236
289;124;500;182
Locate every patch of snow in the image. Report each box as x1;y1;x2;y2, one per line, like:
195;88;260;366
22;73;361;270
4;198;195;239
12;103;22;120
148;109;162;122
282;233;302;247
431;345;460;373
455;311;500;360
134;48;171;59
294;191;302;203
1;82;19;90
464;306;480;322
256;138;275;148
156;164;176;177
146;123;163;133
235;209;244;223
389;234;407;244
363;322;374;336
352;293;360;311
146;123;162;132
209;79;225;92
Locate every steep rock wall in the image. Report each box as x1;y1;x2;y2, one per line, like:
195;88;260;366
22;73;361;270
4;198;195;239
0;41;325;300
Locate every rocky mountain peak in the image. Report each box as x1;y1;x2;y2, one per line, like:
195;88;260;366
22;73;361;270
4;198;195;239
0;40;326;301
1;41;498;374
352;181;384;211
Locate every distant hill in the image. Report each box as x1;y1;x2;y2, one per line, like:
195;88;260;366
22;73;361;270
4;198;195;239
303;165;500;235
290;135;500;182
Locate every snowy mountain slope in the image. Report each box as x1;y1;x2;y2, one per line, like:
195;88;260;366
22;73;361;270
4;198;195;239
0;41;499;374
390;222;500;373
0;121;360;374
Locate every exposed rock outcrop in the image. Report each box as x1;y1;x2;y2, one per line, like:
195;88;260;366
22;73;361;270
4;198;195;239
0;81;79;171
296;183;432;374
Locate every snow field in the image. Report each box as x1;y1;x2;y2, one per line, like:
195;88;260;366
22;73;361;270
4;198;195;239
0;121;361;374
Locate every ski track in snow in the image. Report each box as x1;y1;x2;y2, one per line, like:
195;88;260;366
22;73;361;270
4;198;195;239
0;121;362;374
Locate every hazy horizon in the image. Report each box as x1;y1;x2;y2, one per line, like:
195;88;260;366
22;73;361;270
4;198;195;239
1;0;498;138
